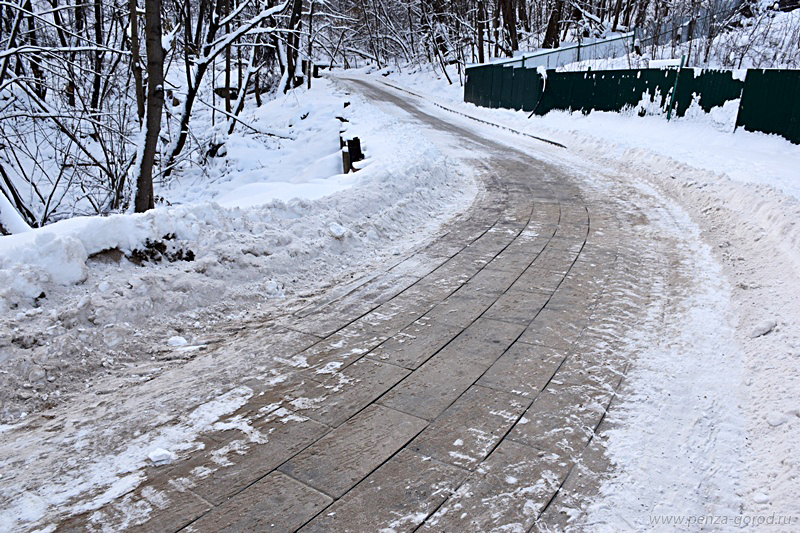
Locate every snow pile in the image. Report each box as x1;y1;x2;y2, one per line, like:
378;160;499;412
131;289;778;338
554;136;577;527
0;77;476;421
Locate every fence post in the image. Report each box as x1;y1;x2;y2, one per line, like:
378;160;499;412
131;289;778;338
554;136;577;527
666;54;686;121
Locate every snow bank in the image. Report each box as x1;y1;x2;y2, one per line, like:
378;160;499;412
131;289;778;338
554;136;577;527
0;77;476;422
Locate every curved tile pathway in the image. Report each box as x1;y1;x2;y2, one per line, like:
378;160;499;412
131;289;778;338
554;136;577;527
58;78;656;532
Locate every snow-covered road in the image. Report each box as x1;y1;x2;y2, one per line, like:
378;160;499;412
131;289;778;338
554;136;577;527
1;73;798;532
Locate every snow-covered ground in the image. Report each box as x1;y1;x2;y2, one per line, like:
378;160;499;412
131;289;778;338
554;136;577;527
2;58;799;531
375;64;800;527
0;78;476;423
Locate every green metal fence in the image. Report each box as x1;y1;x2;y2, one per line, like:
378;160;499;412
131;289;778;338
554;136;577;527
464;64;800;144
736;69;800;144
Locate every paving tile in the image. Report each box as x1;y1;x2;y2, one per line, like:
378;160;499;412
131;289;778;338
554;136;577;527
368;317;462;369
423;291;495;329
293;324;386;375
409;385;530;470
291;358;409;427
449;317;527;363
379;350;489;421
512;266;566;293
457;266;520;297
486;249;537;274
57;469;212;532
345;294;432;339
544;288;600;312
177;410;330;506
185;471;331;533
387;251;449;279
531;254;578;276
278;404;427;498
418;447;569;532
483;289;551;324
478;342;566;398
294;274;418;337
532;436;610;532
518;308;587;351
554;349;626;392
299;449;466;533
507;383;613;457
461;230;517;257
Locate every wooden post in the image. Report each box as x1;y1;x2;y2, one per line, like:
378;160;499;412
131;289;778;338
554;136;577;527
347;137;363;163
342;147;351;173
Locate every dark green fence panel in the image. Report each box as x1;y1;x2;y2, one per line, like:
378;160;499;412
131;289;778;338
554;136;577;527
535;71;574;115
498;66;515;109
592;72;623;112
641;69;676;109
510;66;531;110
692;69;744;113
737;69;800;144
616;69;651;109
672;69;744;117
464;67;476;105
484;65;497;108
464;63;799;144
520;68;544;112
475;66;493;108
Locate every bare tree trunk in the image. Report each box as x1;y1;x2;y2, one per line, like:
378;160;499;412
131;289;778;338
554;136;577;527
24;1;45;98
518;0;530;32
477;0;485;63
306;0;315;88
500;0;518;54
283;0;302;91
225;0;232;113
542;0;563;48
622;0;635;27
130;0;145;123
611;0;624;31
90;0;103;111
135;0;164;213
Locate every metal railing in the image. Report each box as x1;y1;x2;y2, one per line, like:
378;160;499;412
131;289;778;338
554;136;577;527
476;32;636;71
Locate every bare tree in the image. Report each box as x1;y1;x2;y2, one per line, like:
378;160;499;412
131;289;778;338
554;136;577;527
134;0;165;212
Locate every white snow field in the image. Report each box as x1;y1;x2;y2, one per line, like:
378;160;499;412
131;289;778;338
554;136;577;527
373;66;800;528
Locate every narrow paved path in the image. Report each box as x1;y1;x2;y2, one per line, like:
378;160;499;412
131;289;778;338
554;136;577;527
60;78;657;532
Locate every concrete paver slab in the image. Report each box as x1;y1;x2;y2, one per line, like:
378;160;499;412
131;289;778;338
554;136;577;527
278;404;427;498
478;342;566;398
409;385;529;470
185;411;330;506
293;358;410;427
299;449;466;532
184;471;331;533
368;316;462;369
